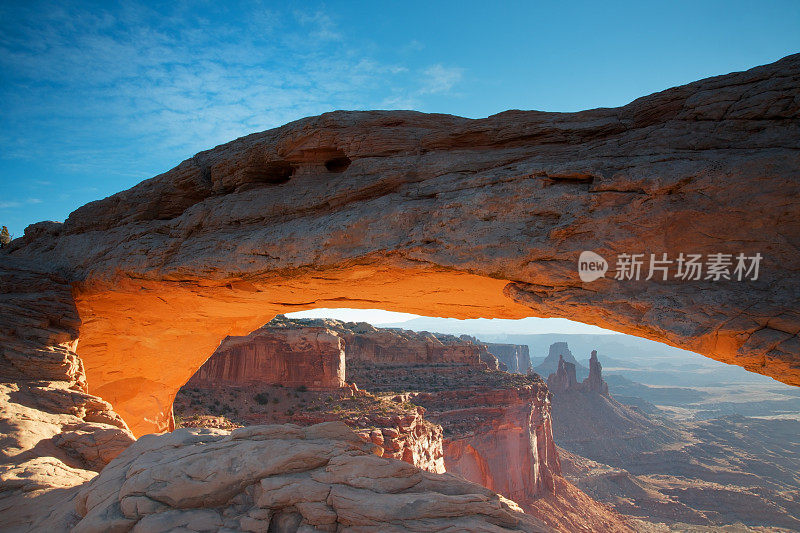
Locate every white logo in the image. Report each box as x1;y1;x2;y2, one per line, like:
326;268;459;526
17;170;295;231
578;251;608;282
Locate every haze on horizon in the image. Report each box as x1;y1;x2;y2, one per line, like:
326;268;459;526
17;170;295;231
2;1;799;238
285;308;620;335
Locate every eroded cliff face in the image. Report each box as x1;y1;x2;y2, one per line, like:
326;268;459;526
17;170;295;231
486;343;532;374
415;386;560;502
348;358;632;531
2;56;798;435
188;326;346;390
0;259;135;529
268;315;489;366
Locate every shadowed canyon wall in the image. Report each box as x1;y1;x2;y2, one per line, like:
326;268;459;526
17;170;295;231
3;54;799;435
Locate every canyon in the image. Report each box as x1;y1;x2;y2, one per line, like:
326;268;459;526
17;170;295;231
546;342;800;531
174;316;634;532
0;54;799;531
1;54;798;438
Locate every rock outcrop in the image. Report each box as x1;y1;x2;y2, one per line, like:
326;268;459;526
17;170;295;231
348;359;632;531
486;342;531;374
582;350;609;395
0;259;134;529
267;316;490;367
39;422;554;532
536;342;589;382
2;55;799;434
547;350;609;395
415;385;560;502
188;326;346;390
175;381;447;475
546;355;579;393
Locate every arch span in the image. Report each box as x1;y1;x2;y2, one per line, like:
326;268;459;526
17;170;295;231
7;54;800;436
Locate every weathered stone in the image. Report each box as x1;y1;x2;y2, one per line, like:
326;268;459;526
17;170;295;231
486;342;531;374
67;422;551;532
188;326;346;390
3;55;799;436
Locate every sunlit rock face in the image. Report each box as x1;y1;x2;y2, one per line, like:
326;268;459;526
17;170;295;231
4;54;799;435
188;326;346;390
267;315;490;366
415;386;560;503
0;259;134;530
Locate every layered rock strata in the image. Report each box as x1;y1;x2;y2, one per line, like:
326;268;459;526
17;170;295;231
0;259;134;529
2;56;799;434
486;342;531;374
188;326;346;390
268;315;490;366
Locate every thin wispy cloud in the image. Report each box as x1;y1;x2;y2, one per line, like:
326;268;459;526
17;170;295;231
0;198;42;210
0;2;464;179
0;1;474;237
420;64;464;95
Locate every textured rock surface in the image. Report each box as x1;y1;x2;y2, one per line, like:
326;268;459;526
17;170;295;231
174;382;447;474
0;259;134;530
348;358;632;530
268;316;490;366
188;326;346;390
416;386;560;502
485;343;531;374
4;55;800;435
69;421;551;533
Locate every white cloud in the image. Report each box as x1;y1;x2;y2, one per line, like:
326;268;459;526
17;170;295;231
419;64;464;94
0;198;41;209
0;2;464;182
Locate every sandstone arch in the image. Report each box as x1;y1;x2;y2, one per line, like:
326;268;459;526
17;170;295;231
6;54;800;436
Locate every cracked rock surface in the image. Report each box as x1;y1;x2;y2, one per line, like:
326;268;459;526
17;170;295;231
3;55;799;435
71;421;551;533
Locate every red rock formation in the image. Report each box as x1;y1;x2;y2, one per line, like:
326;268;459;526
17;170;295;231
416;386;560;501
268;316;489;367
0;259;134;529
352;405;445;474
546;355;579;393
3;56;798;435
582;350;609;395
187;326;345;390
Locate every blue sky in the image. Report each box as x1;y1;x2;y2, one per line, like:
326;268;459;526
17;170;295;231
2;1;797;331
1;1;798;239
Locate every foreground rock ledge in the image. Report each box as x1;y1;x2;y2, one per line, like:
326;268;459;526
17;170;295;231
69;421;551;533
3;54;800;434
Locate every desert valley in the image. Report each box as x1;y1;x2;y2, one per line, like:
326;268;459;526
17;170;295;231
1;34;799;533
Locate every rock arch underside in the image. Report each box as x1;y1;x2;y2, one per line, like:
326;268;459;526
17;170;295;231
4;54;800;440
